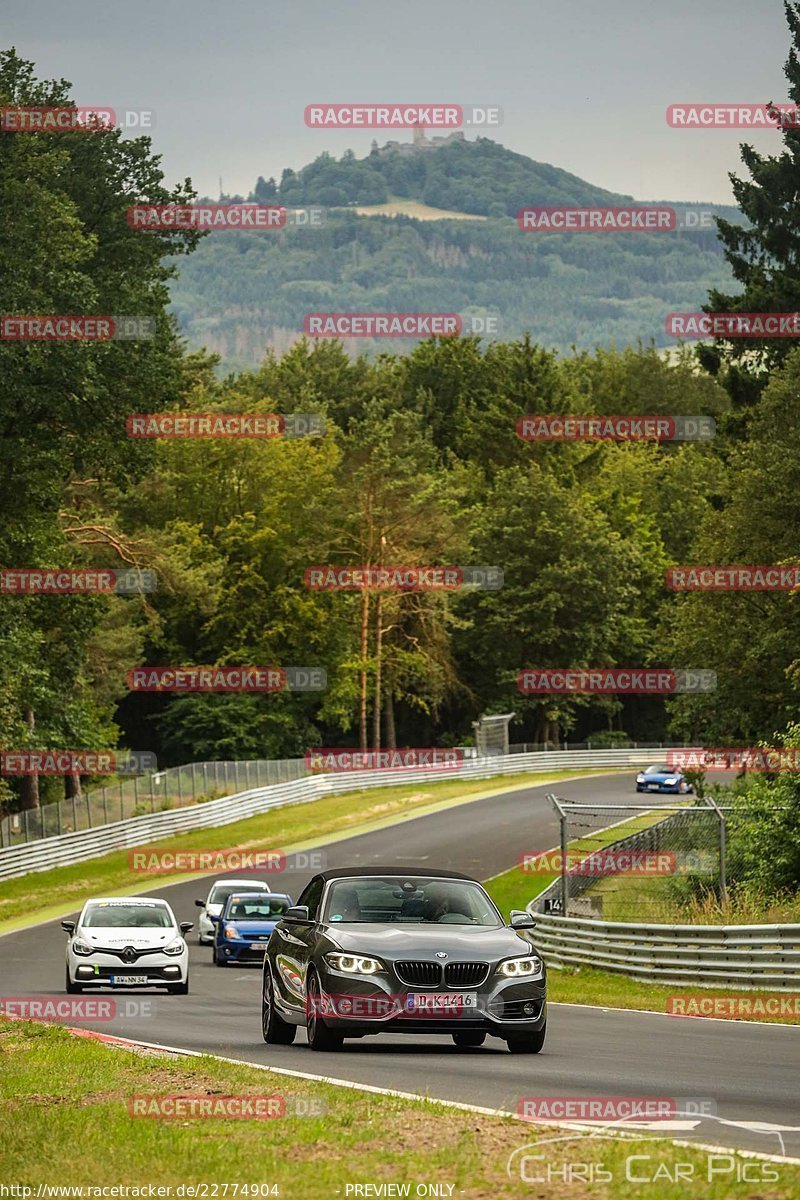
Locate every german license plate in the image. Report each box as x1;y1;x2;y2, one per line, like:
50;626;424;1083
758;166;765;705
647;784;659;790
111;975;148;985
406;992;478;1011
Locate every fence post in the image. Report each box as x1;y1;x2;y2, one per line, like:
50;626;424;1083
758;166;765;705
72;794;78;831
150;772;155;812
41;804;46;838
191;763;197;802
704;793;728;908
177;769;183;805
86;793;92;828
102;787;108;825
133;774;139;811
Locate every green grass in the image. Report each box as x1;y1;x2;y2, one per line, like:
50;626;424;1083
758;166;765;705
0;769;609;933
3;1018;798;1197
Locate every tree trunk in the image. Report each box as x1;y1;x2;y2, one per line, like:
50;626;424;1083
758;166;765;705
384;689;396;749
359;590;370;751
19;706;39;810
372;592;383;750
65;773;83;800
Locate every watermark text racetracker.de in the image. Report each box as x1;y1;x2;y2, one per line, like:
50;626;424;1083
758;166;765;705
517;849;714;877
0;996;157;1022
126;666;326;692
518;205;721;232
306;748;463;772
303;313;500;338
0;316;155;341
666;564;800;590
667;312;800;338
128;1094;324;1119
667;992;800;1019
517;668;716;694
305;565;502;591
517;415;715;442
126;414;325;439
1;750;155;776
303;102;501;128
0;568;157;595
668;747;800;772
127;205;324;230
128;848;326;874
0;105;154;131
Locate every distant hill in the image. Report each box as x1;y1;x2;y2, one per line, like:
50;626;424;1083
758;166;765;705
266;137;634;216
170;138;744;369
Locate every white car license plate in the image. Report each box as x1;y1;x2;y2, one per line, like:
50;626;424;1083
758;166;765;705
647;784;659;790
406;992;478;1011
111;975;148;985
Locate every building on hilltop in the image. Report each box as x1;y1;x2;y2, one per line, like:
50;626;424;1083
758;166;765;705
370;127;466;157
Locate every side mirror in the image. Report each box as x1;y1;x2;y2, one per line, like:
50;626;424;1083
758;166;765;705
61;920;75;934
195;899;206;908
510;910;536;929
180;922;194;934
208;913;221;923
282;905;311;924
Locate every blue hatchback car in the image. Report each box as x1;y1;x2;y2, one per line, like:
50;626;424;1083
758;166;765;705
212;892;292;966
635;763;693;794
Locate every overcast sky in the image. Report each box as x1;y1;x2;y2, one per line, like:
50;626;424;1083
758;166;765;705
3;0;791;202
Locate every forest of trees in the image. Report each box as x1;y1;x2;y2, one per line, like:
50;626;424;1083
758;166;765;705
3;0;800;918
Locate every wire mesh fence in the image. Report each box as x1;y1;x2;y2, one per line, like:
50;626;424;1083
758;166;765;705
531;799;723;922
0;758;310;847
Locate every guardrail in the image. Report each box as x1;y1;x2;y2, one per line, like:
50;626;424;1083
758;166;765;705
525;909;800;991
0;747;670;881
528;807;800;991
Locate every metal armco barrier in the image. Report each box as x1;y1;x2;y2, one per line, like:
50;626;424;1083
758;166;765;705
525;909;800;991
0;748;669;881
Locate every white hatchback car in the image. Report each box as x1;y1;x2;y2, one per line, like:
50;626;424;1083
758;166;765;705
63;897;192;994
195;878;273;944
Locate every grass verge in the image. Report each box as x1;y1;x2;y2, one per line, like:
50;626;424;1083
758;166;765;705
0;769;608;934
2;1017;797;1197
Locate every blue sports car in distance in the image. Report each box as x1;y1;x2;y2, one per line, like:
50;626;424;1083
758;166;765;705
635;763;693;794
212;892;292;966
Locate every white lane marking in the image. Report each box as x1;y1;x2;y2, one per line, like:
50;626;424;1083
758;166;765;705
65;1027;800;1165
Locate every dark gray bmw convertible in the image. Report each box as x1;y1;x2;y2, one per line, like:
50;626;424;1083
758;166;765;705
261;867;547;1052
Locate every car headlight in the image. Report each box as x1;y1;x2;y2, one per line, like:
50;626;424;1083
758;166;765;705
324;953;383;975
223;925;242;940
71;938;94;957
164;938;185;956
497;956;542;977
636;774;645;782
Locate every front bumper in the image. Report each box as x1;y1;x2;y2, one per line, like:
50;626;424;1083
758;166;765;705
198;911;215;942
314;967;546;1036
217;937;271;963
68;949;188;988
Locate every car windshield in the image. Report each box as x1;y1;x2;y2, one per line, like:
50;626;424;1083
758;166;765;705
208;882;266;905
324;877;502;926
225;897;289;920
82;903;174;928
645;765;674;774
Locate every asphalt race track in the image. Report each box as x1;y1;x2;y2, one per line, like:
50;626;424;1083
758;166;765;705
2;772;799;1158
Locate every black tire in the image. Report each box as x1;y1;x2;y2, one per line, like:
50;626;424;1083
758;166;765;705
65;965;82;994
305;970;344;1051
452;1032;486;1048
214;955;227;967
167;979;189;995
507;1022;546;1054
261;967;296;1044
